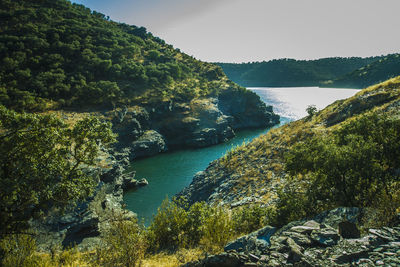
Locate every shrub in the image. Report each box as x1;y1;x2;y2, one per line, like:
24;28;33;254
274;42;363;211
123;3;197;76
232;204;271;233
147;198;235;253
147;198;190;252
96;213;147;267
277;113;400;225
0;234;38;267
199;206;233;253
306;104;317;117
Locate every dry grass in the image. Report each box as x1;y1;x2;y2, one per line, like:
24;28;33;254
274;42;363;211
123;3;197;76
143;248;205;267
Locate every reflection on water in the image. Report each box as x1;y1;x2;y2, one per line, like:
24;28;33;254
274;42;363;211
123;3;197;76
124;87;360;224
251;87;360;120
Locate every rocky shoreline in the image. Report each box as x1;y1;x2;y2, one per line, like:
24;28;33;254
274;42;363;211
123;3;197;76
31;148;140;250
31;87;279;250
110;87;279;160
184;208;400;266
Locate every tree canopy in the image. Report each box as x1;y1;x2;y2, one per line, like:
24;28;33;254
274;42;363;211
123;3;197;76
0;0;229;111
0;106;116;233
276;113;400;225
217;56;397;88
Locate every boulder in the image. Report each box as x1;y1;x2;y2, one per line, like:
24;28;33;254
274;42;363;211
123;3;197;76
137;178;149;186
130;130;167;159
224;226;276;253
310;226;340;246
100;164;124;183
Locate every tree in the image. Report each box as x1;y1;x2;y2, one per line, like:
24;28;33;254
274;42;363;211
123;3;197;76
306;104;317;117
282;113;400;218
0;106;116;234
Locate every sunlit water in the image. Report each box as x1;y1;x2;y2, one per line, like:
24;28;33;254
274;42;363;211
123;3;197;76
123;87;360;225
250;87;360;120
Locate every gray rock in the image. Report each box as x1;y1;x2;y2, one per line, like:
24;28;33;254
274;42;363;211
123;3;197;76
137;178;149;186
224;226;276;253
311;227;340;247
122;177;138;190
193;207;400;267
218;88;279;129
62;212;100;248
286;237;304;263
100;164;124;183
130;130;167;159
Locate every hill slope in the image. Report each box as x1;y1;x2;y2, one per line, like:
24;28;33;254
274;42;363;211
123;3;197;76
0;0;229;109
179;76;400;209
217;57;381;87
325;53;400;88
0;0;279;157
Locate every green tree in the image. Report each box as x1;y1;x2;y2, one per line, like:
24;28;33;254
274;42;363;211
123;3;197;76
96;213;147;267
0;106;116;234
278;113;400;224
306;104;317;117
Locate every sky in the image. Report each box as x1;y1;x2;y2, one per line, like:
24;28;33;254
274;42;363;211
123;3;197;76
71;0;400;63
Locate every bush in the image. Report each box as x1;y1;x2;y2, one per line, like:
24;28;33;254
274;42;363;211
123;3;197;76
96;213;147;267
232;204;272;233
147;198;235;253
0;234;38;267
147;198;191;252
199;206;233;253
277;113;400;225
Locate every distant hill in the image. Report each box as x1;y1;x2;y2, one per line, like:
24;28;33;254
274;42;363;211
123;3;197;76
324;54;400;88
0;0;235;111
217;56;385;87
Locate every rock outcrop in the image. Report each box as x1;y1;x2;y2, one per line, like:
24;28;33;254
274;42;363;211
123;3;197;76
110;87;279;160
30;148;146;250
184;208;400;267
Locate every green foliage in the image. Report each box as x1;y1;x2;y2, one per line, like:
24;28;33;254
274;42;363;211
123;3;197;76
199;206;234;253
96;213;147;267
232;204;274;233
0;234;38;267
147;198;236;253
331;54;400;88
0;106;116;233
275;113;400;225
147;198;192;251
306;104;317;117
217;56;384;87
0;0;235;110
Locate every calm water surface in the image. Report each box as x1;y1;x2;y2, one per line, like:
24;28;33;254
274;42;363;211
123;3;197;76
123;87;360;224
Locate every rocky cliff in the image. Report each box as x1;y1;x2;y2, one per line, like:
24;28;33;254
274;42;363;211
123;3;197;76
178;76;400;207
30;148;145;250
109;87;279;159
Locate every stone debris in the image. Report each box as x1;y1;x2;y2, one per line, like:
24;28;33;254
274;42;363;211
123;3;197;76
183;208;400;267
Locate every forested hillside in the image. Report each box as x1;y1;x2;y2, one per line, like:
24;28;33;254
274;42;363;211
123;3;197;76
217;57;381;87
0;0;232;111
325;53;400;88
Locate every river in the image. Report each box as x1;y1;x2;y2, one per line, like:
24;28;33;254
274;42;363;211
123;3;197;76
123;87;360;224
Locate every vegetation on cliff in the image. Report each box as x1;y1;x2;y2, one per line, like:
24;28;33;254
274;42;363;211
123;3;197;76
0;106;116;235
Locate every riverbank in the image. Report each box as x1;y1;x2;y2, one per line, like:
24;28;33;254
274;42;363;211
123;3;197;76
124;87;360;223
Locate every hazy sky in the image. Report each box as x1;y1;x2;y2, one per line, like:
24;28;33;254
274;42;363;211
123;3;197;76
71;0;400;63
